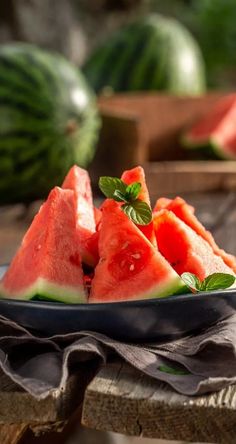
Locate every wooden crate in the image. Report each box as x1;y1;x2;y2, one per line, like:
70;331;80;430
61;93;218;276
90;93;236;196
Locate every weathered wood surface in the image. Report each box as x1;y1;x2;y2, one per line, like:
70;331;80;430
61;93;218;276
98;93;224;163
90;109;145;188
0;368;89;424
145;161;236;196
0;365;93;443
82;360;236;444
82;191;236;443
0;424;28;444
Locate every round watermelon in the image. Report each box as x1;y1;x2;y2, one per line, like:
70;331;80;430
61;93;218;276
82;14;206;95
0;43;100;204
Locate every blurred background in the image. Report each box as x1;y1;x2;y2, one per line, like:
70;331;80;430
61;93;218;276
2;0;236;89
2;0;236;88
1;1;236;443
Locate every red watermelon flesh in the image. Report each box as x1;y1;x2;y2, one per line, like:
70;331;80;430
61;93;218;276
183;94;236;158
90;200;186;303
62;165;98;267
121;166;156;247
154;196;236;273
94;207;102;230
0;187;87;303
153;209;235;281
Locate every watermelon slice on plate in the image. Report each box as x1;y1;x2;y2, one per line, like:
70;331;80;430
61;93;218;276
182;94;236;159
62;165;99;267
153;209;236;281
154;196;236;273
121;166;156;247
90;199;186;303
0;187;87;303
94;207;102;230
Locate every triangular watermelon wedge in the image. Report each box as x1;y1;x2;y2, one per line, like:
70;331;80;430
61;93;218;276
182;94;236;159
0;187;87;303
62;165;99;267
153;209;236;281
154;196;236;273
90;199;186;303
121;166;156;247
94;206;102;230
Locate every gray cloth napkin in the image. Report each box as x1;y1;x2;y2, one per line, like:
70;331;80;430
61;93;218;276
1;313;236;399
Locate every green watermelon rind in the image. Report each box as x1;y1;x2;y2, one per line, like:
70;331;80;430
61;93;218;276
182;134;236;160
83;14;206;96
136;276;188;300
91;276;188;303
0;278;87;304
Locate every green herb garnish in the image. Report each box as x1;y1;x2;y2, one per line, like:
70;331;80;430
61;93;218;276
159;364;190;375
99;177;126;199
99;176;152;226
181;272;235;292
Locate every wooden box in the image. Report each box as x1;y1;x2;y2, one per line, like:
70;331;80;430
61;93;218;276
90;93;236;197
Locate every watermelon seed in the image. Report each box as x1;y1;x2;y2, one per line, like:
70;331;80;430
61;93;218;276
122;241;129;249
129;264;135;271
132;253;141;259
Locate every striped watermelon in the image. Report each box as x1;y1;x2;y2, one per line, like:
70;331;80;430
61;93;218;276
83;14;206;95
0;43;100;204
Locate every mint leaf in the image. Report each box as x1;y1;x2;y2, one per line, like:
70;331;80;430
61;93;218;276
181;272;201;292
99;176;152;226
201;273;235;291
125;182;141;202
122;200;152;225
99;177;126;199
113;190;128;203
159;364;190;376
181;272;235;293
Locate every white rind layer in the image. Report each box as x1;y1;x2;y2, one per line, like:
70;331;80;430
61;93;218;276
90;276;187;303
0;277;87;304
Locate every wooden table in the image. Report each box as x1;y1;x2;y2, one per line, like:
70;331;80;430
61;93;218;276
1;192;236;444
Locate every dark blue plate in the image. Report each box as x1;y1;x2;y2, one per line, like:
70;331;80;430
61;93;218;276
0;265;235;342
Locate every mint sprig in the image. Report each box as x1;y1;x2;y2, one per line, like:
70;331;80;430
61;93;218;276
159;364;190;376
122;201;152;225
99;176;152;226
125;182;141;201
113;189;129;203
99;177;126;199
181;272;235;292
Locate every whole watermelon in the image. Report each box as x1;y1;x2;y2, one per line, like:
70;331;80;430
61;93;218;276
83;14;206;95
0;44;100;204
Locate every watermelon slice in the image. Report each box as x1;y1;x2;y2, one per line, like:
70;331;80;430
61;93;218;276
153;209;236;281
121;166;156;247
0;187;87;303
90;199;186;303
62;165;99;267
94;207;102;230
154;196;236;273
182;94;236;159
